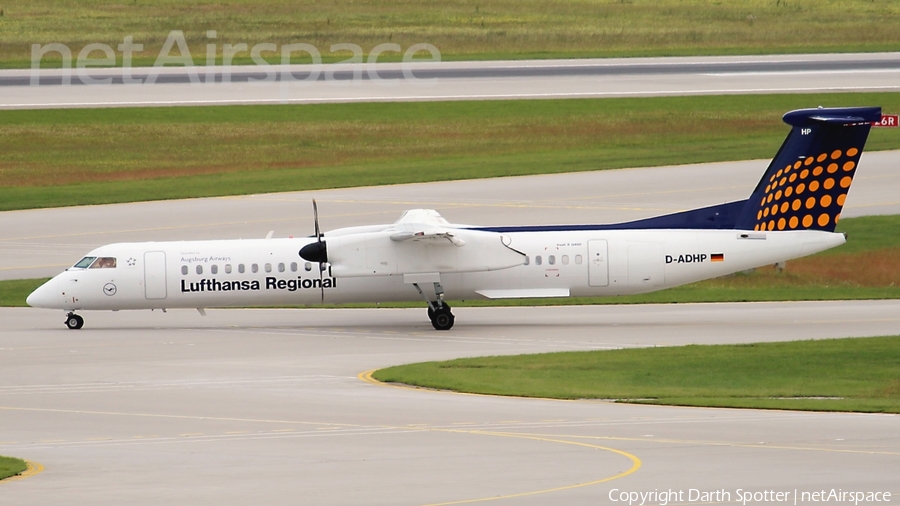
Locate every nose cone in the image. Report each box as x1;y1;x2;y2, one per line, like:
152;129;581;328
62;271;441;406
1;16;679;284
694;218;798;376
299;241;327;263
26;278;60;308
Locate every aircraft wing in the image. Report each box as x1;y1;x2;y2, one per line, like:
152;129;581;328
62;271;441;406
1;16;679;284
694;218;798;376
312;209;525;277
389;209;466;245
389;230;465;246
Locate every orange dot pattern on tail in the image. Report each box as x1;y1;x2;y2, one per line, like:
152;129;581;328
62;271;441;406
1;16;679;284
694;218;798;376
752;148;858;231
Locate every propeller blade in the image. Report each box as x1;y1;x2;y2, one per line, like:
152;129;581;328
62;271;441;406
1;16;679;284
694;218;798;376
311;199;326;303
300;199;328;263
319;262;325;304
312;199;321;240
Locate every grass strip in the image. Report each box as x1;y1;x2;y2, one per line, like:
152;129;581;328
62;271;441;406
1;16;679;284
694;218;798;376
4;215;899;308
3;0;900;68
0;278;49;307
0;456;27;481
373;335;900;413
3;93;900;212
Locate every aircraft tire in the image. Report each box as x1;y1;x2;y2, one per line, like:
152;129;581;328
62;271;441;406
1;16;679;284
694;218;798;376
427;302;451;321
65;313;84;330
430;308;454;331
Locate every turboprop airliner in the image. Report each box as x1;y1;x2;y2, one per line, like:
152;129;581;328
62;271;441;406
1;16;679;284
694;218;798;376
27;106;881;330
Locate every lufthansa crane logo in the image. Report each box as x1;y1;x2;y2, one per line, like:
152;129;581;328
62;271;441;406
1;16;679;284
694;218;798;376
103;283;117;296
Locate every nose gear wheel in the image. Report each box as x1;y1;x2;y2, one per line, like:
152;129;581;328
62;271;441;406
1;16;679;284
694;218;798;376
65;313;84;330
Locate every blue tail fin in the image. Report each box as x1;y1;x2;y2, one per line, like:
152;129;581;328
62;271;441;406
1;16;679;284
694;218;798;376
735;106;881;232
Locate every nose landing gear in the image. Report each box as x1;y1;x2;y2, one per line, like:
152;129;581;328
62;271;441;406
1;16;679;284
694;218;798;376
65;312;84;330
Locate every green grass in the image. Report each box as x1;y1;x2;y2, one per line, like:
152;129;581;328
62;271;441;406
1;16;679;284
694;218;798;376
819;213;900;254
0;278;48;307
373;335;900;412
4;0;900;68
4;215;899;308
0;456;27;481
3;92;900;212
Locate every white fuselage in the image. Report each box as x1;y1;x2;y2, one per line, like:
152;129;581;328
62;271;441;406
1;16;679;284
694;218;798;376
27;227;845;312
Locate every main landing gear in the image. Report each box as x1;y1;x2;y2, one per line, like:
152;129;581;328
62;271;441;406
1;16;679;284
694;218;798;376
412;282;455;331
428;303;454;331
65;312;84;330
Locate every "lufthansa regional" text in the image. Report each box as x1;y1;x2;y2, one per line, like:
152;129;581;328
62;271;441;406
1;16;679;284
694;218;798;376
180;276;336;293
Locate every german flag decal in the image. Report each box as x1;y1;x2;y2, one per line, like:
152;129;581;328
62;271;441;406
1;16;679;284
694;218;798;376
711;253;724;262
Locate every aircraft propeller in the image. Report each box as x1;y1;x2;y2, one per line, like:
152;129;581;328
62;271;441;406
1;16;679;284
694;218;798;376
299;199;329;303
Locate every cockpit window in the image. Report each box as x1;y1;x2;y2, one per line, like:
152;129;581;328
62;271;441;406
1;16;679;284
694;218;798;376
73;257;97;269
89;257;117;269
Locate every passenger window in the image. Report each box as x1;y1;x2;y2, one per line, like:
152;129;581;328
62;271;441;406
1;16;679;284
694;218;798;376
238;264;245;273
181;265;188;275
278;263;285;273
74;256;97;269
305;262;312;272
211;264;218;274
524;256;530;266
548;255;556;265
535;255;542;266
251;264;258;273
90;257;117;269
290;262;298;272
265;263;272;273
562;255;569;265
225;264;232;274
196;265;203;275
575;255;583;265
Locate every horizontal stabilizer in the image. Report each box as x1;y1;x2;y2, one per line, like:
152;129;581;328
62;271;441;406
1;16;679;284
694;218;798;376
783;107;881;127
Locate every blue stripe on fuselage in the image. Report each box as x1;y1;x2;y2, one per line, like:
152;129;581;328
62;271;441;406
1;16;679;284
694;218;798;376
471;200;748;233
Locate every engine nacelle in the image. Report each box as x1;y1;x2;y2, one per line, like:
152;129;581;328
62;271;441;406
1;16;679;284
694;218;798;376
327;229;525;277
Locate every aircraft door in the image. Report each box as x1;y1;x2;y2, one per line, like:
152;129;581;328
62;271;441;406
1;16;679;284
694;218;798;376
144;251;168;300
628;243;664;287
587;240;609;287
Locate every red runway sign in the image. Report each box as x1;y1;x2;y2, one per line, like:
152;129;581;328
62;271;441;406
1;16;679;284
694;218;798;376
872;115;898;127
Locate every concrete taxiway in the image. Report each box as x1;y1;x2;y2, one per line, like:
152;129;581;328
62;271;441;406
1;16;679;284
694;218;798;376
2;150;899;281
3;53;899;109
1;301;899;505
3;89;899;502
